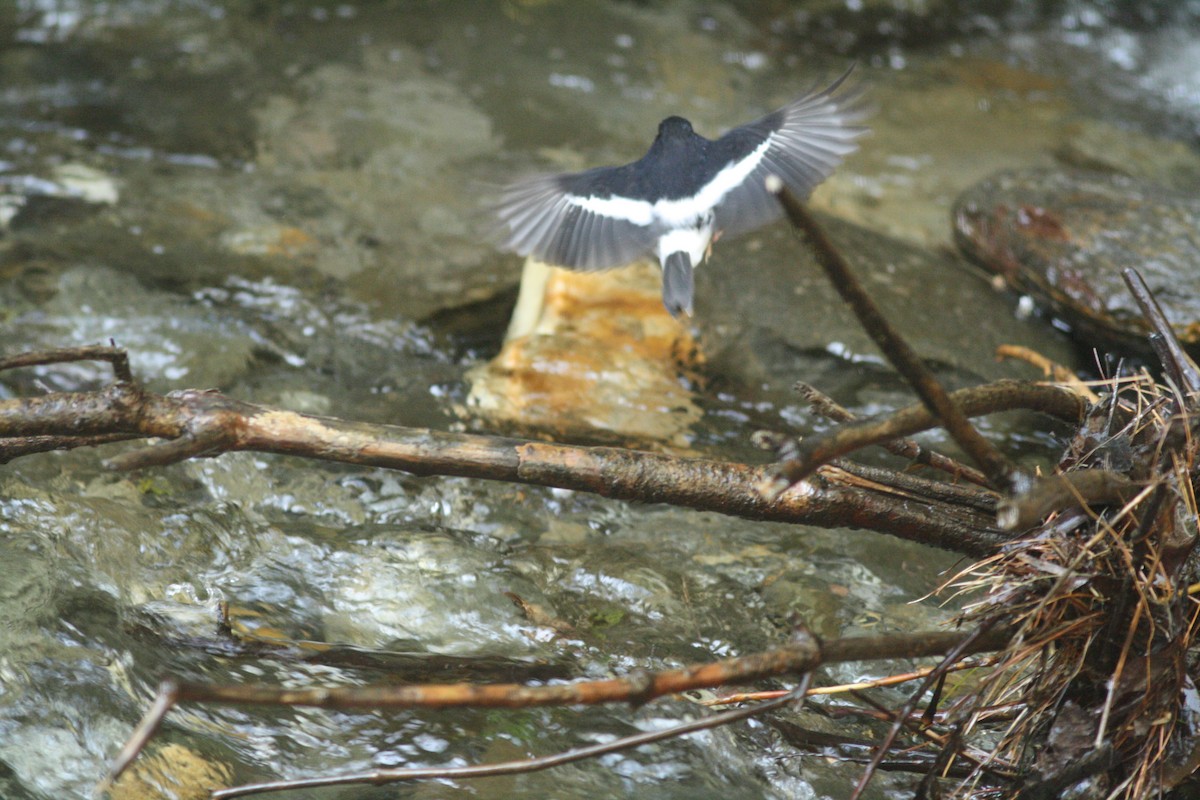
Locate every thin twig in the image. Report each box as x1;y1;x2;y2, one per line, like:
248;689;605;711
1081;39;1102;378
794;382;992;487
210;673;818;798
849;621;999;800
0;433;141;463
994;345;1100;403
765;380;1086;493
831;460;997;515
753;431;997;513
106;627;1012;786
1121;268;1200;396
0;344;134;383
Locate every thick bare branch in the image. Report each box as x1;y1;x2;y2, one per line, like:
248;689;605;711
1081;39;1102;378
0;383;1008;555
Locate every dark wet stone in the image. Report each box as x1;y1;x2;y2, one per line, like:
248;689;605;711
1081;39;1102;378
695;212;1081;392
953;168;1200;355
5;7;267;161
8;195;99;230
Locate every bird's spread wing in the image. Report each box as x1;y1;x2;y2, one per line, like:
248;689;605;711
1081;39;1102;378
708;66;869;239
492;167;661;270
493;67;868;269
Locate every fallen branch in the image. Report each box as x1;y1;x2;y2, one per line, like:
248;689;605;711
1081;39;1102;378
794;381;992;487
0;361;1027;555
205;675;815;798
763;379;1086;491
107;626;1012;794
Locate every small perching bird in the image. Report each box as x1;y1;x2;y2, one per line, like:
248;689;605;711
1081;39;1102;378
493;67;869;318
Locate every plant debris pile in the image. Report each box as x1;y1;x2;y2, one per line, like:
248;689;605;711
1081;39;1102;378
943;361;1200;796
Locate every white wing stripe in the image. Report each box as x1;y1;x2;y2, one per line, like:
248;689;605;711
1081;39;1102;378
567;135;773;228
653;136;771;224
570;194;655;226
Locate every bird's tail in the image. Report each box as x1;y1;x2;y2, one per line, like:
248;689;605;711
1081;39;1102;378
661;251;694;318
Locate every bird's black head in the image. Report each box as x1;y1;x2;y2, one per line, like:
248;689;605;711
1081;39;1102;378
656;116;695;140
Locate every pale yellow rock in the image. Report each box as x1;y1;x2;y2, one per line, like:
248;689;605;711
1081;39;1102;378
465;258;702;450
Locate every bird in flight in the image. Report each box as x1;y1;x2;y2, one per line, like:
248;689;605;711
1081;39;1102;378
493;67;869;318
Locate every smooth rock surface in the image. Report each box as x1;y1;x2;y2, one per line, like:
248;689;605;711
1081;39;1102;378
697;212;1082;390
954;168;1200;354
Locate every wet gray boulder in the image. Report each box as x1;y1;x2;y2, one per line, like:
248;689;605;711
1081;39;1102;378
695;212;1081;394
954;168;1200;356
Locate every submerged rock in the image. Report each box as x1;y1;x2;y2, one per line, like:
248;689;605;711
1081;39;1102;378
954;168;1200;355
696;212;1081;391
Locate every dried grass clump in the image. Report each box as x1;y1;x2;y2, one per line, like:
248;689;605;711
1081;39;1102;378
945;370;1200;798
